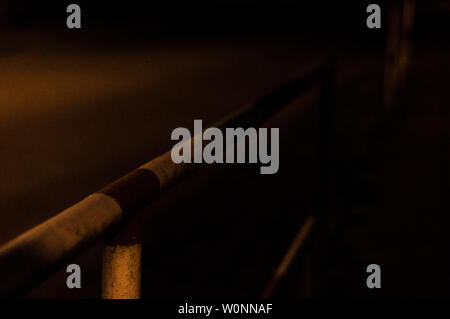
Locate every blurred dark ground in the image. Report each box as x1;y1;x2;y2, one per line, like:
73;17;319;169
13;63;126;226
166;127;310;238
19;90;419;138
0;0;449;298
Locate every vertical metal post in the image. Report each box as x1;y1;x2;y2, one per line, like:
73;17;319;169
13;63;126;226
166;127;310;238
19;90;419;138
384;0;415;110
316;63;335;220
311;62;335;297
102;216;142;299
398;0;415;82
384;0;402;110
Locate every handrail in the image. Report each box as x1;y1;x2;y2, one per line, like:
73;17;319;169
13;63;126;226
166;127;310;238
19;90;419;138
0;60;335;298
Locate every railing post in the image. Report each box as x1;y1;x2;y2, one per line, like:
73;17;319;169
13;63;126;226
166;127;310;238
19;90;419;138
398;0;415;83
310;61;335;297
384;0;415;110
316;62;335;221
102;216;142;299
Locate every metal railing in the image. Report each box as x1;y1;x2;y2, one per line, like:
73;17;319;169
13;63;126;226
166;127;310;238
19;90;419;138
0;59;335;298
